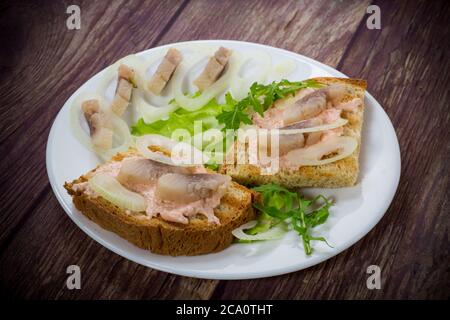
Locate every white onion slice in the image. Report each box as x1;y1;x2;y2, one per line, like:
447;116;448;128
232;221;287;241
133;88;178;124
136;134;208;166
283;136;358;166
268;59;296;82
230;51;272;100
89;173;146;212
174;52;243;111
277;118;348;135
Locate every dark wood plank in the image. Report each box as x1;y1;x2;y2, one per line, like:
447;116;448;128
211;0;450;299
0;192;217;299
159;0;372;67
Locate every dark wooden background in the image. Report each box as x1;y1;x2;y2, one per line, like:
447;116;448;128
0;0;448;300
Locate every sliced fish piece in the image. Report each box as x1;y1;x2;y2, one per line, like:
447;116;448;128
82;99;100;119
117;157;192;186
111;64;136;116
323;84;356;106
82;99;113;150
282;117;323;130
118;64;136;82
273;87;317;110
116;78;132;100
305;131;322;146
258;131;305;157
320;127;344;142
193;47;232;91
148;48;182;95
254;83;357;129
278;133;305;155
110;94;128;116
281;108;342;130
155;173;231;204
281;91;328;125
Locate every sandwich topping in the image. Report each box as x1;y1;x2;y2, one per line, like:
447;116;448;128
148;48;183;95
74;154;230;225
249;83;361;168
253;84;361;129
72;46;362;170
111;64;137;116
81;99;114;150
194;46;233;91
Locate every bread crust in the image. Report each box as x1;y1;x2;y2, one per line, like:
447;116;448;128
64;155;256;256
220;77;367;188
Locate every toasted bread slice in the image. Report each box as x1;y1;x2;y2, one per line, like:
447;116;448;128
64;152;256;256
220;77;367;188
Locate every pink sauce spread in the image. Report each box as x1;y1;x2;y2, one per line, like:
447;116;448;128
251;88;362;168
73;157;226;225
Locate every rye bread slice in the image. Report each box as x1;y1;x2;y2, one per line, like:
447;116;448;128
64;152;256;256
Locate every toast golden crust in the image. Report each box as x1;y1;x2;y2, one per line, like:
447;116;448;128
64;153;256;256
220;77;366;188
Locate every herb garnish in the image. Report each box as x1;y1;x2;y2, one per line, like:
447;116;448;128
249;183;333;255
216;93;253;131
217;79;322;131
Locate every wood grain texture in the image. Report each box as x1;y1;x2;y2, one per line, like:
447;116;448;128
0;0;186;245
159;0;371;66
0;191;217;299
0;0;448;300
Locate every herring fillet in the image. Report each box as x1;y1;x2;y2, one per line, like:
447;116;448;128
193;46;232;91
111;64;136;116
148;48;183;95
81;99;113;149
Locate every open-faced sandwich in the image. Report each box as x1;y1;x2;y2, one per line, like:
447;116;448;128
220;77;367;188
64;148;255;256
66;45;367;256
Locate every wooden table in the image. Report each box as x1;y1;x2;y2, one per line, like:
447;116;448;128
0;0;448;299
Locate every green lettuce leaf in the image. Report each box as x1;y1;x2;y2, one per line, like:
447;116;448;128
131;98;224;137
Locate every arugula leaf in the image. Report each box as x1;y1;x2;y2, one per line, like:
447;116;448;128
305;195;332;228
248;83;263;115
250;183;333;255
216;79;322;130
216;98;252;131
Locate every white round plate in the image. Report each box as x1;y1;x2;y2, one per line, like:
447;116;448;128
46;40;401;280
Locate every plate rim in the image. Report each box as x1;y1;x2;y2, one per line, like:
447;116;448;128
46;39;401;280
